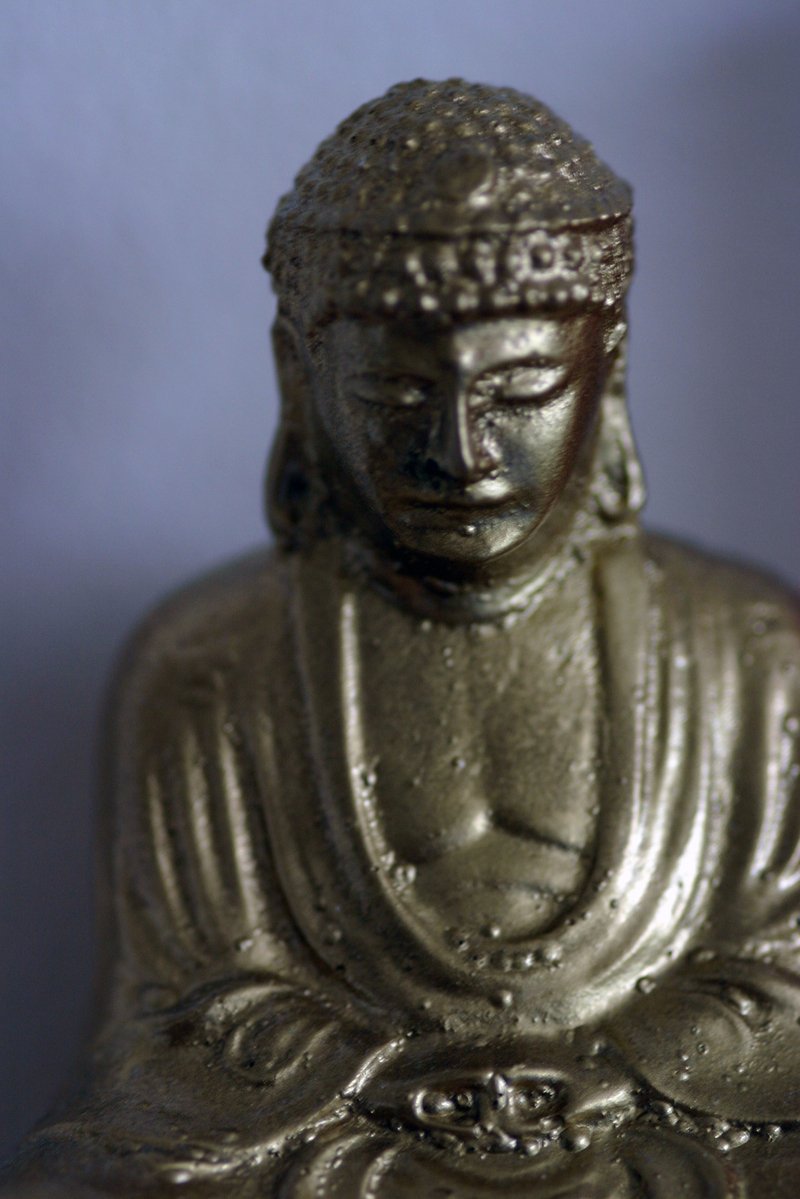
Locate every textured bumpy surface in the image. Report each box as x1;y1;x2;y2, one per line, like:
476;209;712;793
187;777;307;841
273;78;633;233
4;79;800;1197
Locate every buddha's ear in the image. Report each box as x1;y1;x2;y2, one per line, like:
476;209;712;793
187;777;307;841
603;318;627;357
271;314;315;416
591;325;647;523
266;316;318;546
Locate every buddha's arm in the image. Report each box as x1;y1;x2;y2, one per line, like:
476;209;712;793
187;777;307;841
34;601;384;1174
605;955;800;1123
606;601;800;1125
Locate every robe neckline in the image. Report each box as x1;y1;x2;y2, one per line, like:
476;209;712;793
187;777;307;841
259;532;722;1030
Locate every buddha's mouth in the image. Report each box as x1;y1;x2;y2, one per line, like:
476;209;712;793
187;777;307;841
400;482;513;510
396;491;518;524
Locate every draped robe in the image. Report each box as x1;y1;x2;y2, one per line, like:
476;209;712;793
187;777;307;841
4;529;800;1197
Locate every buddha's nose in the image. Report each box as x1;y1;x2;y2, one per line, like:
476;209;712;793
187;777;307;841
429;387;493;483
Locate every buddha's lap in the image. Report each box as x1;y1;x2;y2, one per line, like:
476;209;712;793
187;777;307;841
277;1123;743;1197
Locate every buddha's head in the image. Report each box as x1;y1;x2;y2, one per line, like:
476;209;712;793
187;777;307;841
264;79;644;574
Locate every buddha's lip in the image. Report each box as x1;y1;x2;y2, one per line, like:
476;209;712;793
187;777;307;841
399;487;514;511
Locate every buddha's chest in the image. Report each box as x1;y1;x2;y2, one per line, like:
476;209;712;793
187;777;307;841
354;593;601;939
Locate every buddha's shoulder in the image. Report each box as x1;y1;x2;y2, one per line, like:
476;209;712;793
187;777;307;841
641;530;800;643
113;547;291;706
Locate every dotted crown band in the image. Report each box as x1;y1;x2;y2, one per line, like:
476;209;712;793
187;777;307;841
270;219;632;324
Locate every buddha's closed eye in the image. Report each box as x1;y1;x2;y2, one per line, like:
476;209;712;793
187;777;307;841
350;372;432;408
472;359;569;405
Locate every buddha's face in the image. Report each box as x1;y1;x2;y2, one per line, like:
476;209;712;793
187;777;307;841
313;311;612;568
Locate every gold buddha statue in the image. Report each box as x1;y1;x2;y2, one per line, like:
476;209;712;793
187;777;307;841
4;79;800;1198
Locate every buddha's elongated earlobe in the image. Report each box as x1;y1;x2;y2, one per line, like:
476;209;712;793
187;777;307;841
266;316;321;547
591;328;646;523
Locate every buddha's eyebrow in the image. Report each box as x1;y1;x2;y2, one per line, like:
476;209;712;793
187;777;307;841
475;352;564;375
345;367;434;382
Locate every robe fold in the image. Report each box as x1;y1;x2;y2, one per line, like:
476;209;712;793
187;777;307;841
4;530;800;1197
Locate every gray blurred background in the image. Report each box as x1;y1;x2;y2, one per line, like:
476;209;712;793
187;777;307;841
2;0;799;1153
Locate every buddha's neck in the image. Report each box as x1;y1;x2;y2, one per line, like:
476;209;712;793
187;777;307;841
338;503;630;625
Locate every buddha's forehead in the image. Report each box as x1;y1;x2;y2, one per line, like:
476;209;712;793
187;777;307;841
325;313;596;374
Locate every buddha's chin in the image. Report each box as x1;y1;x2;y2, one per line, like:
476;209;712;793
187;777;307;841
387;506;540;569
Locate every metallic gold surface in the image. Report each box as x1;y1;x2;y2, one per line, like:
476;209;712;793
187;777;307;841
4;79;800;1197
